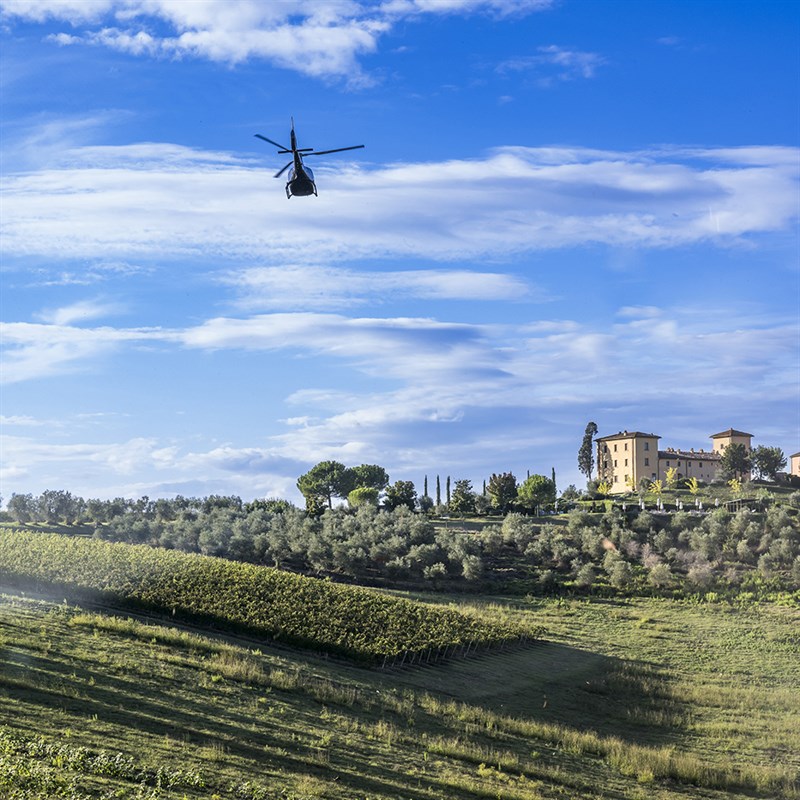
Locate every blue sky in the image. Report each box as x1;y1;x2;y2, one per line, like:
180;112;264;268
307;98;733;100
1;0;798;504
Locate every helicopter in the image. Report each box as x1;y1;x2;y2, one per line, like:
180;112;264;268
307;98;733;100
254;118;364;198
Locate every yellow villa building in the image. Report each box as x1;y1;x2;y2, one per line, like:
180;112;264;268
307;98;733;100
595;428;753;495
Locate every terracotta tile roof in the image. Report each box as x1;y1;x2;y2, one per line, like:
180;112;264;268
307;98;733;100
596;431;660;442
710;428;753;439
659;449;719;461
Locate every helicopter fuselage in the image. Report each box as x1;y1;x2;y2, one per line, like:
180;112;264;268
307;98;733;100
287;158;316;198
254;120;362;198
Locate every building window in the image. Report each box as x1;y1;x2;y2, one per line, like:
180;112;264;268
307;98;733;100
666;460;670;467
651;473;656;479
624;443;628;451
644;457;649;466
614;460;617;467
644;442;649;451
688;461;692;467
603;460;608;468
614;475;618;483
614;444;618;452
678;461;681;466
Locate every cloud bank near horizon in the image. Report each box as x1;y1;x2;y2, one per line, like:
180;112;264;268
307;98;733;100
2;302;795;488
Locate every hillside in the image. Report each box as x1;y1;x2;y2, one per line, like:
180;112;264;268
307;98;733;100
1;590;797;799
0;530;530;663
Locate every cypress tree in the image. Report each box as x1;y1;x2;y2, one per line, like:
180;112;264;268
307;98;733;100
578;421;598;480
436;475;441;506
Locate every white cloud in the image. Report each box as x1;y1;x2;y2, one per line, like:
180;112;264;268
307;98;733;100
8;301;789;411
0;321;166;383
0;414;48;426
35;298;125;325
0;0;116;23
1;301;796;498
1;0;553;83
223;264;534;310
0;431;304;500
498;45;607;82
3;142;797;265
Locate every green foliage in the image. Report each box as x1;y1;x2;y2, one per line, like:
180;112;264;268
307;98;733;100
6;493;36;524
0;530;524;663
448;479;475;514
383;480;416;511
578;421;598;480
296;460;353;510
3;593;798;800
350;464;390;491
517;474;556;512
486;472;517;512
347;486;380;508
720;443;752;481
559;484;581;501
244;497;295;515
8;484;800;602
751;445;787;480
595;480;612;497
573;563;596;588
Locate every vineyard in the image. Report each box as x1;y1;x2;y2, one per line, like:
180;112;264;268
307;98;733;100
0;529;533;663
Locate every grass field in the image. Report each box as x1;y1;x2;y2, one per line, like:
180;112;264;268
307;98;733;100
1;587;797;799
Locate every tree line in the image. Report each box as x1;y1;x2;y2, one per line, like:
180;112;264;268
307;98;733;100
4;486;799;595
295;460;559;516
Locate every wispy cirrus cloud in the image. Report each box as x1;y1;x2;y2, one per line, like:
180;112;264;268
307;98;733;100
3;142;797;266
498;45;607;83
223;265;535;310
2;300;795;497
5;303;795;408
0;321;165;383
34;298;126;325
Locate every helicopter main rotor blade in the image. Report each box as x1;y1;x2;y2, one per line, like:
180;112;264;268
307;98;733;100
274;161;293;178
255;133;289;150
306;145;365;156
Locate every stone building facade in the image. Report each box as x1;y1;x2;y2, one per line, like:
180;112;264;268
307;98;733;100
595;428;753;495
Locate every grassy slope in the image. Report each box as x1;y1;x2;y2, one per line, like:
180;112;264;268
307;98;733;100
1;590;798;800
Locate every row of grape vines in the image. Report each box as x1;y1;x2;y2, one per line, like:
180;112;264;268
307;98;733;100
0;530;531;663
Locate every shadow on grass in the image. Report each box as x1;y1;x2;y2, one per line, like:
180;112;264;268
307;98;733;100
0;653;464;800
393;638;688;747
